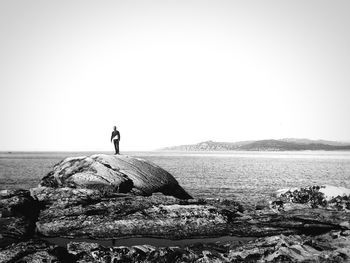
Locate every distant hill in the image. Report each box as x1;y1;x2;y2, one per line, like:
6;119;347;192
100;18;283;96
280;138;350;146
162;139;350;151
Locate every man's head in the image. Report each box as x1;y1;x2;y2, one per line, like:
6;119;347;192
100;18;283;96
113;126;117;130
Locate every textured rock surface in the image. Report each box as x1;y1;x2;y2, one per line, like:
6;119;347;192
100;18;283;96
40;154;192;199
1;182;350;262
65;231;350;262
32;185;350;240
0;189;39;248
228;207;350;237
1;233;349;263
0;240;73;263
67;241;219;263
227;231;350;262
32;187;237;239
273;185;350;211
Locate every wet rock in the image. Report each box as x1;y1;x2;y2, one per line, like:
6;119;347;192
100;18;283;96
0;189;39;248
40;154;192;199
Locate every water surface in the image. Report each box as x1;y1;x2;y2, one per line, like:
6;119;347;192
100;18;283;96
1;151;350;204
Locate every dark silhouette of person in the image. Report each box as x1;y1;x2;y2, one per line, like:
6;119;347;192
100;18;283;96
111;126;121;154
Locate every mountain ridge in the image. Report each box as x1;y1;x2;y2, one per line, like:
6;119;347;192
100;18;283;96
162;139;350;151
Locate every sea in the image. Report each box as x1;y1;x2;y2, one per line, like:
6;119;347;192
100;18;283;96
1;151;350;206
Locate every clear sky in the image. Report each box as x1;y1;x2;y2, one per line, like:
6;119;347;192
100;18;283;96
1;0;350;151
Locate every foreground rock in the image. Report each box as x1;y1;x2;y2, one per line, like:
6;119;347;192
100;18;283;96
67;241;224;262
0;189;39;248
228;207;350;237
228;231;350;262
32;187;239;239
65;230;350;262
0;240;73;263
32;184;350;240
1;232;348;262
40;154;192;199
2;172;350;262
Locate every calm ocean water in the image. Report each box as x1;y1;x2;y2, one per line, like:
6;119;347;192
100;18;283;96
1;151;350;205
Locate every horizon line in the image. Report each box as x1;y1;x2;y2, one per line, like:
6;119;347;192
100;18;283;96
3;138;350;152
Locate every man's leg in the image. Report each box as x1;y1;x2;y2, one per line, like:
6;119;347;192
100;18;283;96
113;140;118;154
116;140;120;154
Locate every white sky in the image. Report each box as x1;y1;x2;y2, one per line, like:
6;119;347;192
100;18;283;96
1;0;350;151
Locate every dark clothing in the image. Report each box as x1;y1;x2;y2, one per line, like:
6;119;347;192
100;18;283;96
111;130;120;142
113;139;120;155
111;130;120;154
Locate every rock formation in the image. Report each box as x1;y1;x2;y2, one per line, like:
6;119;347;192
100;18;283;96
40;154;192;200
1;183;350;262
1;154;350;262
63;232;350;262
32;187;238;239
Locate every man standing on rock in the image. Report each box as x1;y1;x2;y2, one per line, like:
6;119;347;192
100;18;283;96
111;126;121;154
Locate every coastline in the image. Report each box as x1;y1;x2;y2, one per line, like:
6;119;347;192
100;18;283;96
1;154;350;262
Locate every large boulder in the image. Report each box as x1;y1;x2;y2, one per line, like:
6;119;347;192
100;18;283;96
40;154;192;200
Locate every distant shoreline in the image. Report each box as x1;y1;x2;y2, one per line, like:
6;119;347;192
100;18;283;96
162;139;350;152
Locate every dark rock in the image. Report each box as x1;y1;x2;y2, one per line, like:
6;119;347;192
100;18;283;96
0;189;38;218
67;241;224;263
40;154;192;199
0;189;39;248
2;182;350;262
0;217;32;249
201;198;244;214
228;232;350;262
0;239;72;263
1;234;348;262
66;231;350;262
228;207;350;237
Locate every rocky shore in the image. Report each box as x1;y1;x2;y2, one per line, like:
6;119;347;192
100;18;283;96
1;154;350;262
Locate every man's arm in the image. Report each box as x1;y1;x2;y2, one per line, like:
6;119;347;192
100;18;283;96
111;132;114;142
117;131;120;141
